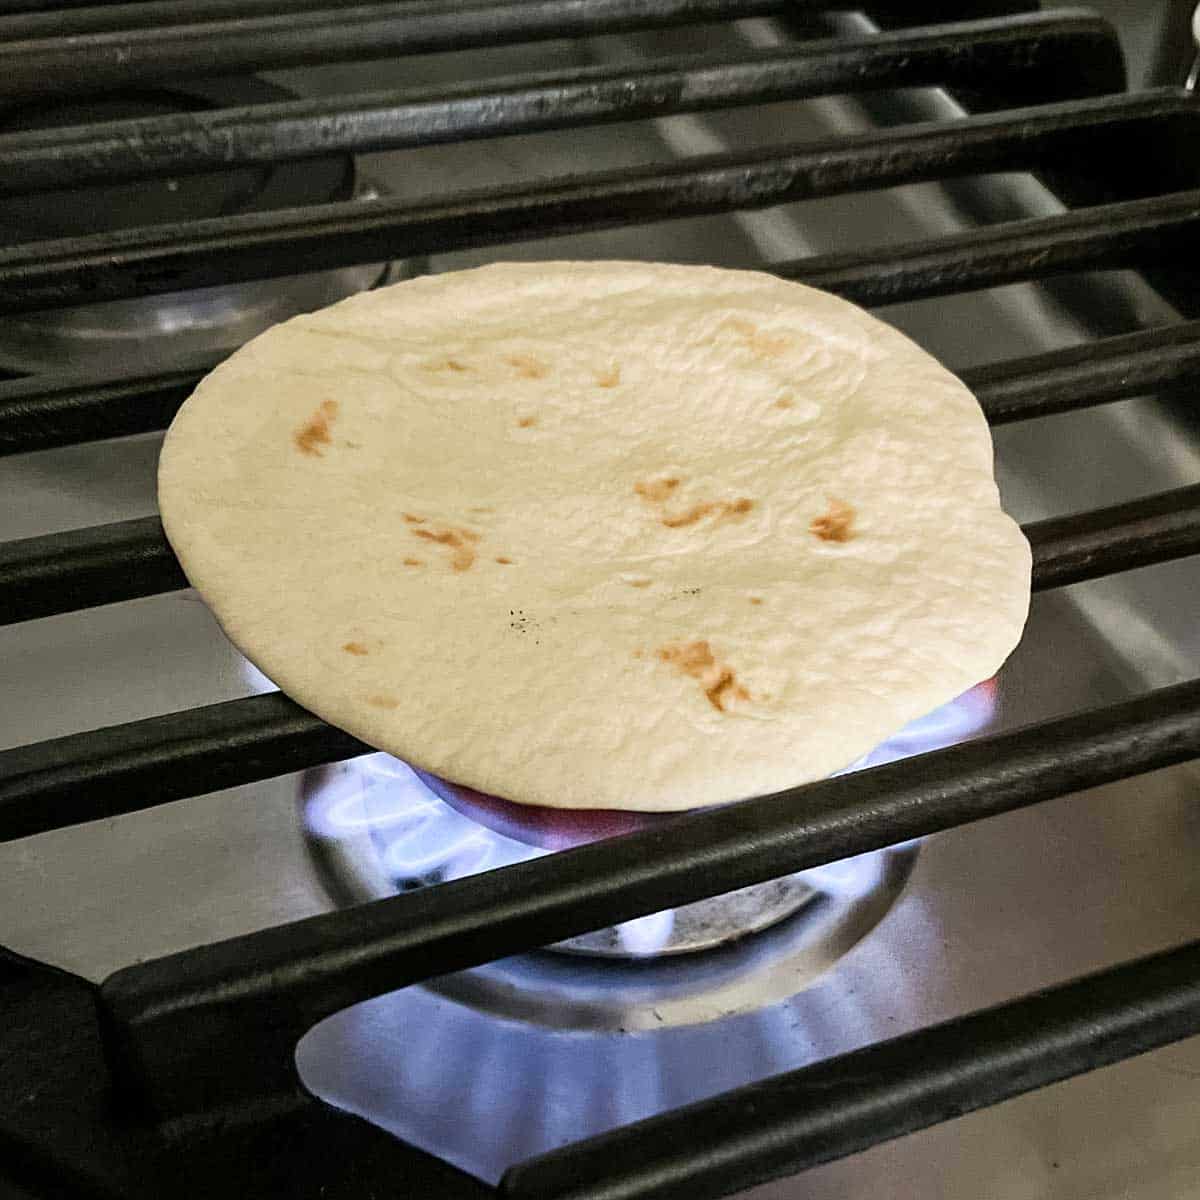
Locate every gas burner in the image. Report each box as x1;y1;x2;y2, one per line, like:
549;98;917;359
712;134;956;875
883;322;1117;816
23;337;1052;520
306;757;824;962
416;771;817;958
0;78;391;376
299;682;996;1027
302;753;918;1029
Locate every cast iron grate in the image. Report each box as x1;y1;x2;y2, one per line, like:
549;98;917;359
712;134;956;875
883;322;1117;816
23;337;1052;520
1;4;1199;1199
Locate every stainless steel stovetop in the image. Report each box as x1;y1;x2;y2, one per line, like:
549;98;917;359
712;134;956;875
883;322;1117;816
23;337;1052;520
2;8;1199;1198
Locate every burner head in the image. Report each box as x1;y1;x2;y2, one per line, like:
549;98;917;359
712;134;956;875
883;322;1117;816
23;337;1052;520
411;771;818;957
417;770;663;850
0;78;389;375
300;755;920;1027
307;762;824;960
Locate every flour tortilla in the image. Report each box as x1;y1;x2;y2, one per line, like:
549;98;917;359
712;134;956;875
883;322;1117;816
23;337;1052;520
158;261;1030;811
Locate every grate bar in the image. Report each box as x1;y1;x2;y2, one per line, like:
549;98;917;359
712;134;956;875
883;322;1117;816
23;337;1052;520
0;693;366;845
0;0;791;101
96;678;1200;1116
0;366;205;458
778;190;1200;306
503;938;1200;1200
3;487;1199;836
0;15;1120;197
0;0;1035;37
0;0;189;14
0;90;1186;316
0;0;624;37
962;318;1200;424
1026;483;1200;590
4;471;1199;629
0;516;184;626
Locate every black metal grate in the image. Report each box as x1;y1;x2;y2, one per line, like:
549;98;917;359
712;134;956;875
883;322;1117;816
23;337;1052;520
1;4;1199;1199
8;87;1187;313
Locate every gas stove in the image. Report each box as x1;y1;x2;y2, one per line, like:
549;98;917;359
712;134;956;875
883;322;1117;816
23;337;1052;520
2;4;1200;1199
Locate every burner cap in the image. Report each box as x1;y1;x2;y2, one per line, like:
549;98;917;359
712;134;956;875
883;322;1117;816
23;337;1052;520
414;770;821;957
417;770;664;850
299;757;919;1029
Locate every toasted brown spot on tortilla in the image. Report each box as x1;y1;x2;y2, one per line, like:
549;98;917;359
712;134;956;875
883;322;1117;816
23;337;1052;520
517;416;538;428
403;513;425;524
661;497;754;528
403;557;424;567
294;399;338;457
659;639;715;675
342;641;369;655
634;477;680;504
628;578;652;588
709;673;751;710
706;671;738;711
595;365;621;388
413;526;478;571
415;529;470;550
661;502;715;528
775;397;794;409
495;556;514;564
367;694;400;710
724;316;790;358
423;357;468;372
658;639;748;712
810;498;856;543
748;596;763;605
506;353;549;379
750;333;790;357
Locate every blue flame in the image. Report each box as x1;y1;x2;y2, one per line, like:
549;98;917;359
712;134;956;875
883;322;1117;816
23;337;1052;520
617;910;677;956
849;682;997;770
305;684;997;899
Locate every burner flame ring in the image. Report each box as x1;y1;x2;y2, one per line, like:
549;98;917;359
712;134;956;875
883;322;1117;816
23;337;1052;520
415;771;667;850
